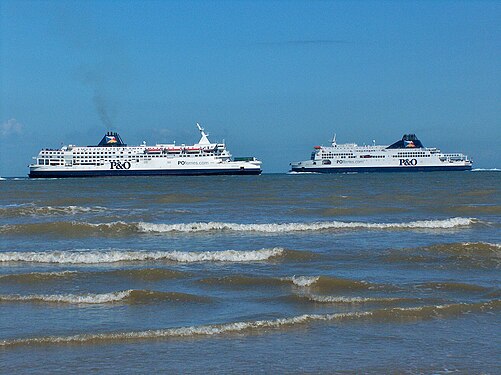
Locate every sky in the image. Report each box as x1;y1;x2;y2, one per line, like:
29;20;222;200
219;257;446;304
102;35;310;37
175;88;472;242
1;0;500;176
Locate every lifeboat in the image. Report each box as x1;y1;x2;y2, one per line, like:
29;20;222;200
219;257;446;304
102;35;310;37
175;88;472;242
166;147;182;153
145;148;162;154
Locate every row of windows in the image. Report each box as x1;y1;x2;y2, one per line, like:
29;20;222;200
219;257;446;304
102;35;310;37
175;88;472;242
396;152;428;156
71;153;215;159
321;153;353;157
393;154;430;158
40;151;219;157
37;153;220;164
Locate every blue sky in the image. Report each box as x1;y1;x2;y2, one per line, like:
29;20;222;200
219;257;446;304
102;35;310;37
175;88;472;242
1;0;500;176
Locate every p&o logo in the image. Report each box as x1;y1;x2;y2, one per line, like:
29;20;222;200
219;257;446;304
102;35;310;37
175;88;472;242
110;161;131;170
399;158;417;166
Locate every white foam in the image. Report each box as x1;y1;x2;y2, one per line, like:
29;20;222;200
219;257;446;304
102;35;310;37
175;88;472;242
0;270;78;279
283;276;320;287
2;302;485;347
463;242;501;249
0;205;108;216
0;248;285;264
303;294;401;303
471;168;501;172
49;205;107;214
136;217;476;233
0;311;373;346
0;290;132;304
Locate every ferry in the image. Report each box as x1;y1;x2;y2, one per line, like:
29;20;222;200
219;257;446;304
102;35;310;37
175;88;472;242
28;124;262;178
290;134;472;173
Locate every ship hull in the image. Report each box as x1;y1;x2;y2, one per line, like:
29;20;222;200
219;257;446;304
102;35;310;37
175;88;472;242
290;165;472;173
29;168;261;178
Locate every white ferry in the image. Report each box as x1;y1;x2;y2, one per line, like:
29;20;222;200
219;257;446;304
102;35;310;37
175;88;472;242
290;134;472;173
29;124;262;178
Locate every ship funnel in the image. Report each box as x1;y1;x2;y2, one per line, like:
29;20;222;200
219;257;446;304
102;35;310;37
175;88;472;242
97;132;126;147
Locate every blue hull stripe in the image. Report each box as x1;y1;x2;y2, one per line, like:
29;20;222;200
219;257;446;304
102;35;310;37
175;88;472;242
29;169;262;178
290;166;472;173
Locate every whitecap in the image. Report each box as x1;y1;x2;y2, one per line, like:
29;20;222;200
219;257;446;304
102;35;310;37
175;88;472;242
0;290;132;304
282;276;320;287
0;247;286;264
2;301;497;347
137;217;477;233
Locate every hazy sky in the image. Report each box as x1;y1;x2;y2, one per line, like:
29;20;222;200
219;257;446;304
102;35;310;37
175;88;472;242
1;0;500;176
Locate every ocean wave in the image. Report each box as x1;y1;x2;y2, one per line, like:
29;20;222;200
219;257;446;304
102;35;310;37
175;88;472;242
0;289;209;305
415;282;490;293
2;300;498;347
137;217;477;233
106;268;187;281
385;242;501;269
295;294;415;304
447;204;501;215
0;248;287;264
200;275;378;291
0;221;135;236
283;275;378;291
285;276;320;287
0;268;186;283
0;205;108;217
471;168;501;172
463;241;501;249
0;271;78;283
0;217;477;236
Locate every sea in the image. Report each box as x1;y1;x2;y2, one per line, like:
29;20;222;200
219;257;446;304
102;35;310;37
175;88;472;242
0;171;500;374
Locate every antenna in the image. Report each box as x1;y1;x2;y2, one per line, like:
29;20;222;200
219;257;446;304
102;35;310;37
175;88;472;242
196;122;211;145
196;122;209;137
332;133;337;146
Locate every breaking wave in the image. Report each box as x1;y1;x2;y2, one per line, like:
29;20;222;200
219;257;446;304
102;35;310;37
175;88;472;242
0;248;288;264
283;275;379;291
0;221;135;237
0;217;478;236
293;294;417;304
0;290;209;305
200;275;379;291
0;205;108;217
471;168;501;172
136;217;477;233
2;300;498;347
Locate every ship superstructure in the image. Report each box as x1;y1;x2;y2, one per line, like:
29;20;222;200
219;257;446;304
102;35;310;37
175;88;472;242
29;124;261;178
290;134;472;173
